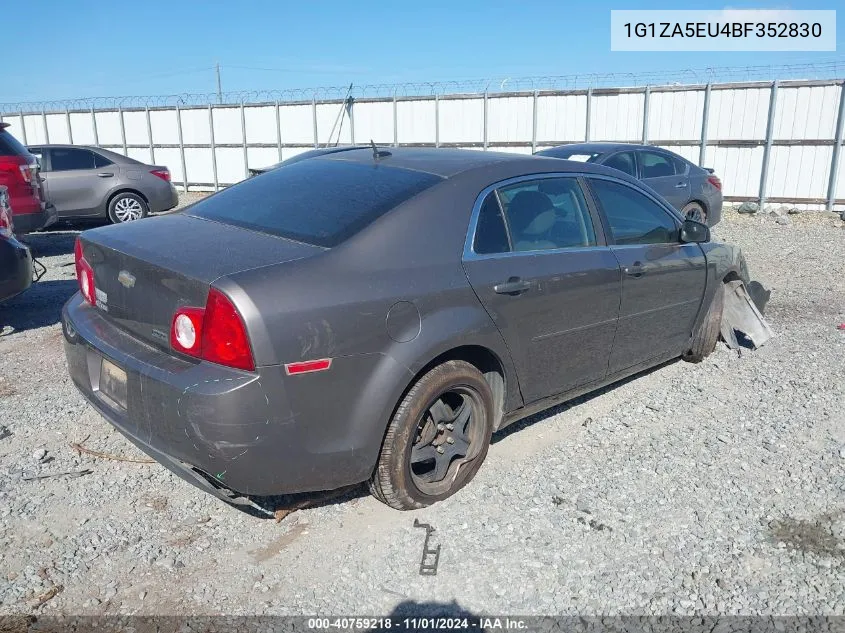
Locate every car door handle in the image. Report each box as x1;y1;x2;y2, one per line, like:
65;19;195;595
624;262;645;278
97;172;114;178
675;181;687;188
493;278;532;295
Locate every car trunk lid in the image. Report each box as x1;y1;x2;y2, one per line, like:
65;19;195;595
78;213;323;352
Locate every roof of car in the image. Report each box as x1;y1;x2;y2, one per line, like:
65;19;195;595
538;142;653;154
317;146;571;178
28;144;144;164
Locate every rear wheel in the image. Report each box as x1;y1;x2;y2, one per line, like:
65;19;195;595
682;201;707;224
684;282;725;363
369;360;494;510
108;192;148;223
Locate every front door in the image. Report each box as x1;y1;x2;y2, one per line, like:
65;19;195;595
462;176;621;404
41;147;114;217
586;177;707;375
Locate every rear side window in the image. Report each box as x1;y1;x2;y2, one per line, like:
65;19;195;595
94;152;113;168
51;148;96;171
189;159;442;247
639;151;676;178
473;194;510;254
0;130;30;157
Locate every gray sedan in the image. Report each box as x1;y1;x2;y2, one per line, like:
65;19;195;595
62;148;747;513
28;145;178;223
536;143;723;226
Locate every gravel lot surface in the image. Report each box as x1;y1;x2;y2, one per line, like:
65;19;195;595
0;199;843;617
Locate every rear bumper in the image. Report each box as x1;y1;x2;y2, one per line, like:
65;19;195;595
0;236;33;302
13;203;57;234
61;293;396;499
706;193;723;227
148;183;179;214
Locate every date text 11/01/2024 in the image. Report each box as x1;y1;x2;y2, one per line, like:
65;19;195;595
307;618;528;630
623;22;822;38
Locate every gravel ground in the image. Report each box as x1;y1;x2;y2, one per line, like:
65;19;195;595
0;200;843;617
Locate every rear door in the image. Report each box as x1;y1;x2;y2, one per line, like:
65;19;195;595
585;176;706;375
637;149;689;210
42;147;114;217
462;175;621;404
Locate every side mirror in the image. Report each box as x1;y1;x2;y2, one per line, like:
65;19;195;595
680;218;710;243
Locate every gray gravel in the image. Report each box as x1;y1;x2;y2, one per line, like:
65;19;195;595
0;199;844;617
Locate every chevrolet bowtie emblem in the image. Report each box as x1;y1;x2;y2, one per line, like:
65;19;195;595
117;270;136;289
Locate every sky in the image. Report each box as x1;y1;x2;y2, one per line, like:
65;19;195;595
3;0;843;104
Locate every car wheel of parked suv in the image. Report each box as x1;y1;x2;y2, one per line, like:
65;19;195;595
682;201;706;224
108;192;148;223
370;360;494;510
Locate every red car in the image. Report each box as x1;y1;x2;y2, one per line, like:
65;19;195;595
0;122;56;234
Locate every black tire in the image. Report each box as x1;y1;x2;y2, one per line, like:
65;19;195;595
369;360;494;510
107;192;148;224
682;201;707;224
684;282;725;363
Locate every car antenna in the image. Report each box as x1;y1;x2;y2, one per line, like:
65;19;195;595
370;139;391;161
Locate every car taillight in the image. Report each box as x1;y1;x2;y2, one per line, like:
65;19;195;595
150;169;171;182
170;288;255;371
707;175;722;190
74;237;96;306
0;156;27;185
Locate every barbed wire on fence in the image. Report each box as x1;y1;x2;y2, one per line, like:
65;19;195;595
1;59;844;114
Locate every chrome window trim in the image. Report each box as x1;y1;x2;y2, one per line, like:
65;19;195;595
462;172;682;262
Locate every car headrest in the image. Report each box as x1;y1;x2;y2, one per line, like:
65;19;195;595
507;190;554;236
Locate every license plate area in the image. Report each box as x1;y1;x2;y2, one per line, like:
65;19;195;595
98;357;128;410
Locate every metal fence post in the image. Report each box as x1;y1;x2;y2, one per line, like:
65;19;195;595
641;86;650;145
585;87;592;142
145;107;155;164
393;95;398;147
18;113;26;145
348;97;355;145
312;98;318;149
42;110;49;144
275;101;283;162
758;80;779;209
209;105;219;191
118;107;127;156
91;107;99;146
531;90;538;153
175;104;188;192
483;92;489;150
826;81;845;211
241;103;249;180
699;83;712;167
435;95;440;148
65;108;73;144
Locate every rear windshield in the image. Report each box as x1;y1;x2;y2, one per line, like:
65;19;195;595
189;158;442;247
0;130;31;157
538;148;602;162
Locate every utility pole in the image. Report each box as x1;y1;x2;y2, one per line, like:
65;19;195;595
215;63;222;104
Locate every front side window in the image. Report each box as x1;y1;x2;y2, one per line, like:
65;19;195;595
603;152;636;177
50;148;96;171
639;151;676;178
481;177;597;253
588;178;679;246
